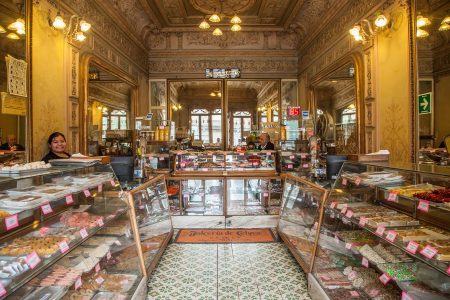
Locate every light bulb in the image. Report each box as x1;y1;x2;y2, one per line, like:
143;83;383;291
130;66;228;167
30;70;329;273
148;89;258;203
349;25;360;37
354;34;364;42
230;15;242;24
416;15;431;28
209;14;221;23
16;28;25;35
6;33;19;40
14;18;25;31
75;31;86;42
374;14;388;28
80;20;91;32
438;23;450;31
0;25;5;33
177;104;182;109
231;24;241;32
416;28;429;38
199;20;210;29
53;14;66;29
442;16;450;24
212;28;223;36
210;92;216;97
217;92;222;97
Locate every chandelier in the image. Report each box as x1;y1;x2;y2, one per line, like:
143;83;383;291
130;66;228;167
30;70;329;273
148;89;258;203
198;0;242;36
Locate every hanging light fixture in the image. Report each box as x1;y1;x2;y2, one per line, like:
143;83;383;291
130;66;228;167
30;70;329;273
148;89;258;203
212;28;223;36
0;25;6;34
6;33;20;40
416;15;431;27
439;15;450;31
230;15;242;24
209;13;221;23
79;20;91;32
198;0;243;35
231;24;241;32
416;28;430;38
52;12;66;29
199;19;210;29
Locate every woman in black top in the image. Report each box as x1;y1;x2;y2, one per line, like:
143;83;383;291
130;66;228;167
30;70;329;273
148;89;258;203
42;132;71;163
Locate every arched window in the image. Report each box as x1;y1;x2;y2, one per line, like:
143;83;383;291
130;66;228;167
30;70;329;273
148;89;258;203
190;108;222;144
102;109;128;131
341;105;356;124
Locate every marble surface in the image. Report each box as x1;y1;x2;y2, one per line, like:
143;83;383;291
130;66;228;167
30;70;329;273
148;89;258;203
147;243;310;300
171;216;226;228
226;216;279;229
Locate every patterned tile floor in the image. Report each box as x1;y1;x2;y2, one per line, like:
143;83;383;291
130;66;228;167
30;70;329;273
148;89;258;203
147;243;311;300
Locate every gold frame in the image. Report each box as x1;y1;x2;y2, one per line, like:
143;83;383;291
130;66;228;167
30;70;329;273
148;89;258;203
409;0;419;162
278;173;330;273
79;54;139;154
309;53;366;154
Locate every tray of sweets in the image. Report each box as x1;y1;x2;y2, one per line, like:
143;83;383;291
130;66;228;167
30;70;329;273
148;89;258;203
98;273;138;293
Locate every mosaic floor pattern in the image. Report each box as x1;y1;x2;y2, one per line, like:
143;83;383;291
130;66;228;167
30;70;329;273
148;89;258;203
147;243;311;300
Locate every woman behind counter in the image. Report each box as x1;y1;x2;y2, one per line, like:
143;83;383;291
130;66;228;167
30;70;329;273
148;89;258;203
42;132;71;163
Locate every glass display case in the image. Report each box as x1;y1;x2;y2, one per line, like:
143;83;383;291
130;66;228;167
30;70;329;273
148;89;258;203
0;163;146;299
144;153;170;174
277;174;329;273
279;151;311;174
173;151;276;176
126;174;173;276
309;161;450;300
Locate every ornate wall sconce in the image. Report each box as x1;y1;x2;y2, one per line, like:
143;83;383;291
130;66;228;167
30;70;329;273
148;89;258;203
349;12;401;43
48;9;91;42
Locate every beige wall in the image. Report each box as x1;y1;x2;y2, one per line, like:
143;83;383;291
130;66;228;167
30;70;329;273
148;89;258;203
435;75;450;145
375;6;412;162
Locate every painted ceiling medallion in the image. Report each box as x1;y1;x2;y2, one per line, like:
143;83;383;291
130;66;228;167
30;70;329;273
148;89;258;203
190;0;256;15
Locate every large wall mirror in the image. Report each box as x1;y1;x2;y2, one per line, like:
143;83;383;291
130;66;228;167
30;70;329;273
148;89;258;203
0;0;29;160
414;0;450;152
312;60;361;155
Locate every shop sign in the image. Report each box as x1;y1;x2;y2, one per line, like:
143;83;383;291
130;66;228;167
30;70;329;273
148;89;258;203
302;111;310;119
287;106;301;118
205;68;240;79
418;93;431;114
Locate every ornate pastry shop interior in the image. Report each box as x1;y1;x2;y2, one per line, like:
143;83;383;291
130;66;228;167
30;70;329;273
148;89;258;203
0;0;449;299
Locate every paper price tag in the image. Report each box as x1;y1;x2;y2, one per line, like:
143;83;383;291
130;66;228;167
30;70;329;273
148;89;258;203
59;241;70;254
345;243;352;250
420;245;438;259
313;222;318;230
41;203;53;215
289;155;295;159
263;192;269;197
159;156;164;161
139;205;145;209
362;257;369;268
110;180;116;186
417;200;430;212
447;266;450;275
116;295;126;300
405;241;419;254
349;291;360;297
345;210;354;219
98;184;103;193
359;217;368;227
301;154;307;159
83;189;91;197
39;227;49;236
386;231;397;243
97;217;104;227
334;234;340;244
355;177;362;186
95;276;104;285
379;273;391;285
0;282;6;297
202;168;209;171
180;163;186;168
401;291;413;300
266;152;272;155
320;276;331;281
387;192;398;202
302;163;309;168
65;194;74;205
287;164;293;169
239;152;245;156
238;168;244;171
375;225;385;236
95;263;100;273
342;178;348;186
340;205;348;214
26;251;41;269
348;271;357;280
107;251;112;260
75;277;82;290
330;202;337;209
80;228;88;239
5;214;19;231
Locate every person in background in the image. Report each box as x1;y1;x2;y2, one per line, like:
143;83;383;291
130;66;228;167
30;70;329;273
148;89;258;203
42;132;71;163
246;136;256;150
0;134;25;151
257;133;275;150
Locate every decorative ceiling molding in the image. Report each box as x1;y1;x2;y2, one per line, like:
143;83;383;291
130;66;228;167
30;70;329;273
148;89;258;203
190;0;255;15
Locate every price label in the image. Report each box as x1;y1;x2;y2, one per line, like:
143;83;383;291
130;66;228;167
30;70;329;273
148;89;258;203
359;217;368;227
379;273;391;285
107;251;112;260
387;192;398;202
202;168;209;171
0;282;6;297
349;291;360;297
417;200;430;212
252;162;259;166
139;205;145;209
447;266;450;275
5;214;19;231
334;234;340;244
79;228;88;239
263;192;269;197
159;157;164;161
116;295;126;300
97;217;104;227
39;227;49;236
75;277;82;290
420;245;438;259
26;251;41;269
289;155;295;159
266;152;272;155
348;270;357;281
83;189;91;197
362;257;369;268
95;276;104;285
287;164;293;169
375;225;386;236
405;241;419;254
238;168;244;171
59;241;70;254
313;222;318;230
301;154;307;159
180;163;186;168
41;203;53;215
340;205;348;214
355;177;362;186
330;202;337;209
65;194;74;205
110;180;116;186
302;163;309;168
320;276;331;281
148;156;153;160
239;152;245;156
401;291;413;300
345;243;352;250
95;263;101;273
98;184;103;193
345;210;354;219
386;231;397;243
342;178;348;186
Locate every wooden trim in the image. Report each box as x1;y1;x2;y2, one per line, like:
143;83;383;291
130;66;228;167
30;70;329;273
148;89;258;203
409;0;418;163
278;230;311;273
145;230;173;277
26;0;32;161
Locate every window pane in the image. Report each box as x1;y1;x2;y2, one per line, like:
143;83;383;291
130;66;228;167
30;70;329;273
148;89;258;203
119;116;127;130
191;116;200;140
243;117;251;132
111;116;119;130
201;115;210;143
212;114;222;144
233;117;241;146
102;116;109;130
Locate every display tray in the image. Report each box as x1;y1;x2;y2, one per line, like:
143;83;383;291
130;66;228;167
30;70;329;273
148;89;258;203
0;168;53;175
49;159;100;167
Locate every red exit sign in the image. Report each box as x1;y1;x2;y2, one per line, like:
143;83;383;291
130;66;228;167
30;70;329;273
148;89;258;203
287;106;301;117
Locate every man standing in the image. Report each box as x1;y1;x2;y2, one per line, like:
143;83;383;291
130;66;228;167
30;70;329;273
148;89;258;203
257;133;275;150
0;134;25;151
